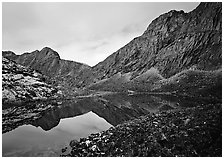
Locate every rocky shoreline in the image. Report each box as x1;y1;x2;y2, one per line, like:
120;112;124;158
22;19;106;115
61;103;221;157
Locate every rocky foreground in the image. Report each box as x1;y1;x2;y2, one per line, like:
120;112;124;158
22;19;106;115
61;103;221;157
2;57;62;104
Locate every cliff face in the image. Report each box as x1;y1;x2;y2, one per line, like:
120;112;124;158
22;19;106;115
92;2;221;80
87;2;222;94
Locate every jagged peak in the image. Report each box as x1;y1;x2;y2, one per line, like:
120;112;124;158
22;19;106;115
166;9;185;16
41;46;54;51
39;47;61;59
32;50;39;53
143;8;188;36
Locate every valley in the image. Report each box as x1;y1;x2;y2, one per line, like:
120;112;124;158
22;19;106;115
2;2;222;157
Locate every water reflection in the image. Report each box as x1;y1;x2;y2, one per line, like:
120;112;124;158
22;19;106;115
30;94;162;131
2;93;213;157
2;111;112;157
31;93;208;131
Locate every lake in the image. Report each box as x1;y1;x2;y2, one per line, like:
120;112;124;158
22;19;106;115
2;93;211;157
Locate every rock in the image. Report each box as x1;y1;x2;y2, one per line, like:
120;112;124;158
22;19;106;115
90;145;100;152
61;147;67;153
184;118;191;125
2;89;16;101
85;140;91;147
70;139;79;147
2;57;61;104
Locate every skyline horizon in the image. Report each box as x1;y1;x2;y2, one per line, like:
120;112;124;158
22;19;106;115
3;2;199;66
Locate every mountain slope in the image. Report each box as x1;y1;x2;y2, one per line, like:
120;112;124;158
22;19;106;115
88;67;164;92
152;69;222;100
3;47;94;93
5;47;91;78
88;2;221;94
92;2;221;81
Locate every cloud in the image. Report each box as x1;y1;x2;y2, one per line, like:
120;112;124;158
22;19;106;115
55;29;143;66
80;41;109;52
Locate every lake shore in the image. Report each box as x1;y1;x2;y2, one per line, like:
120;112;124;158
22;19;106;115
61;102;221;157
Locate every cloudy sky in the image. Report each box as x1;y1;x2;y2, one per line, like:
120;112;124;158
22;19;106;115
3;2;199;66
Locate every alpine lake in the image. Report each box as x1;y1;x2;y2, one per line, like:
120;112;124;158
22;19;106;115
2;93;215;157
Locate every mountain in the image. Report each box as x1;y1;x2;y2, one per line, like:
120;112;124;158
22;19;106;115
3;47;91;78
88;2;222;95
92;2;221;79
3;47;94;94
3;2;222;97
2;51;18;61
2;57;62;104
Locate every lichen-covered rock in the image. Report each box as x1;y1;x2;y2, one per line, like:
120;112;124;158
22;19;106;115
2;57;61;104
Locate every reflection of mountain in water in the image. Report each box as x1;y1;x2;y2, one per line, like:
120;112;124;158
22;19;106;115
31;94;211;131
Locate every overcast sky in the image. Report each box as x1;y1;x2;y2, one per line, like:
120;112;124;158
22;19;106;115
3;2;199;66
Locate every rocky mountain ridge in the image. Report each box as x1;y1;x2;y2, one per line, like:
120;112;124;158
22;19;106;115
87;2;222;95
3;47;93;90
92;2;221;80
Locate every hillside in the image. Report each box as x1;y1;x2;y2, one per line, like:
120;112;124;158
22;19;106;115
88;68;222;101
152;69;222;100
2;57;62;105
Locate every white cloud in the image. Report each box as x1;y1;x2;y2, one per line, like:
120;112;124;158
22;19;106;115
56;30;142;66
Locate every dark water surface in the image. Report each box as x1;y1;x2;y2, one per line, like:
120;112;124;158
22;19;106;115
2;93;212;157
